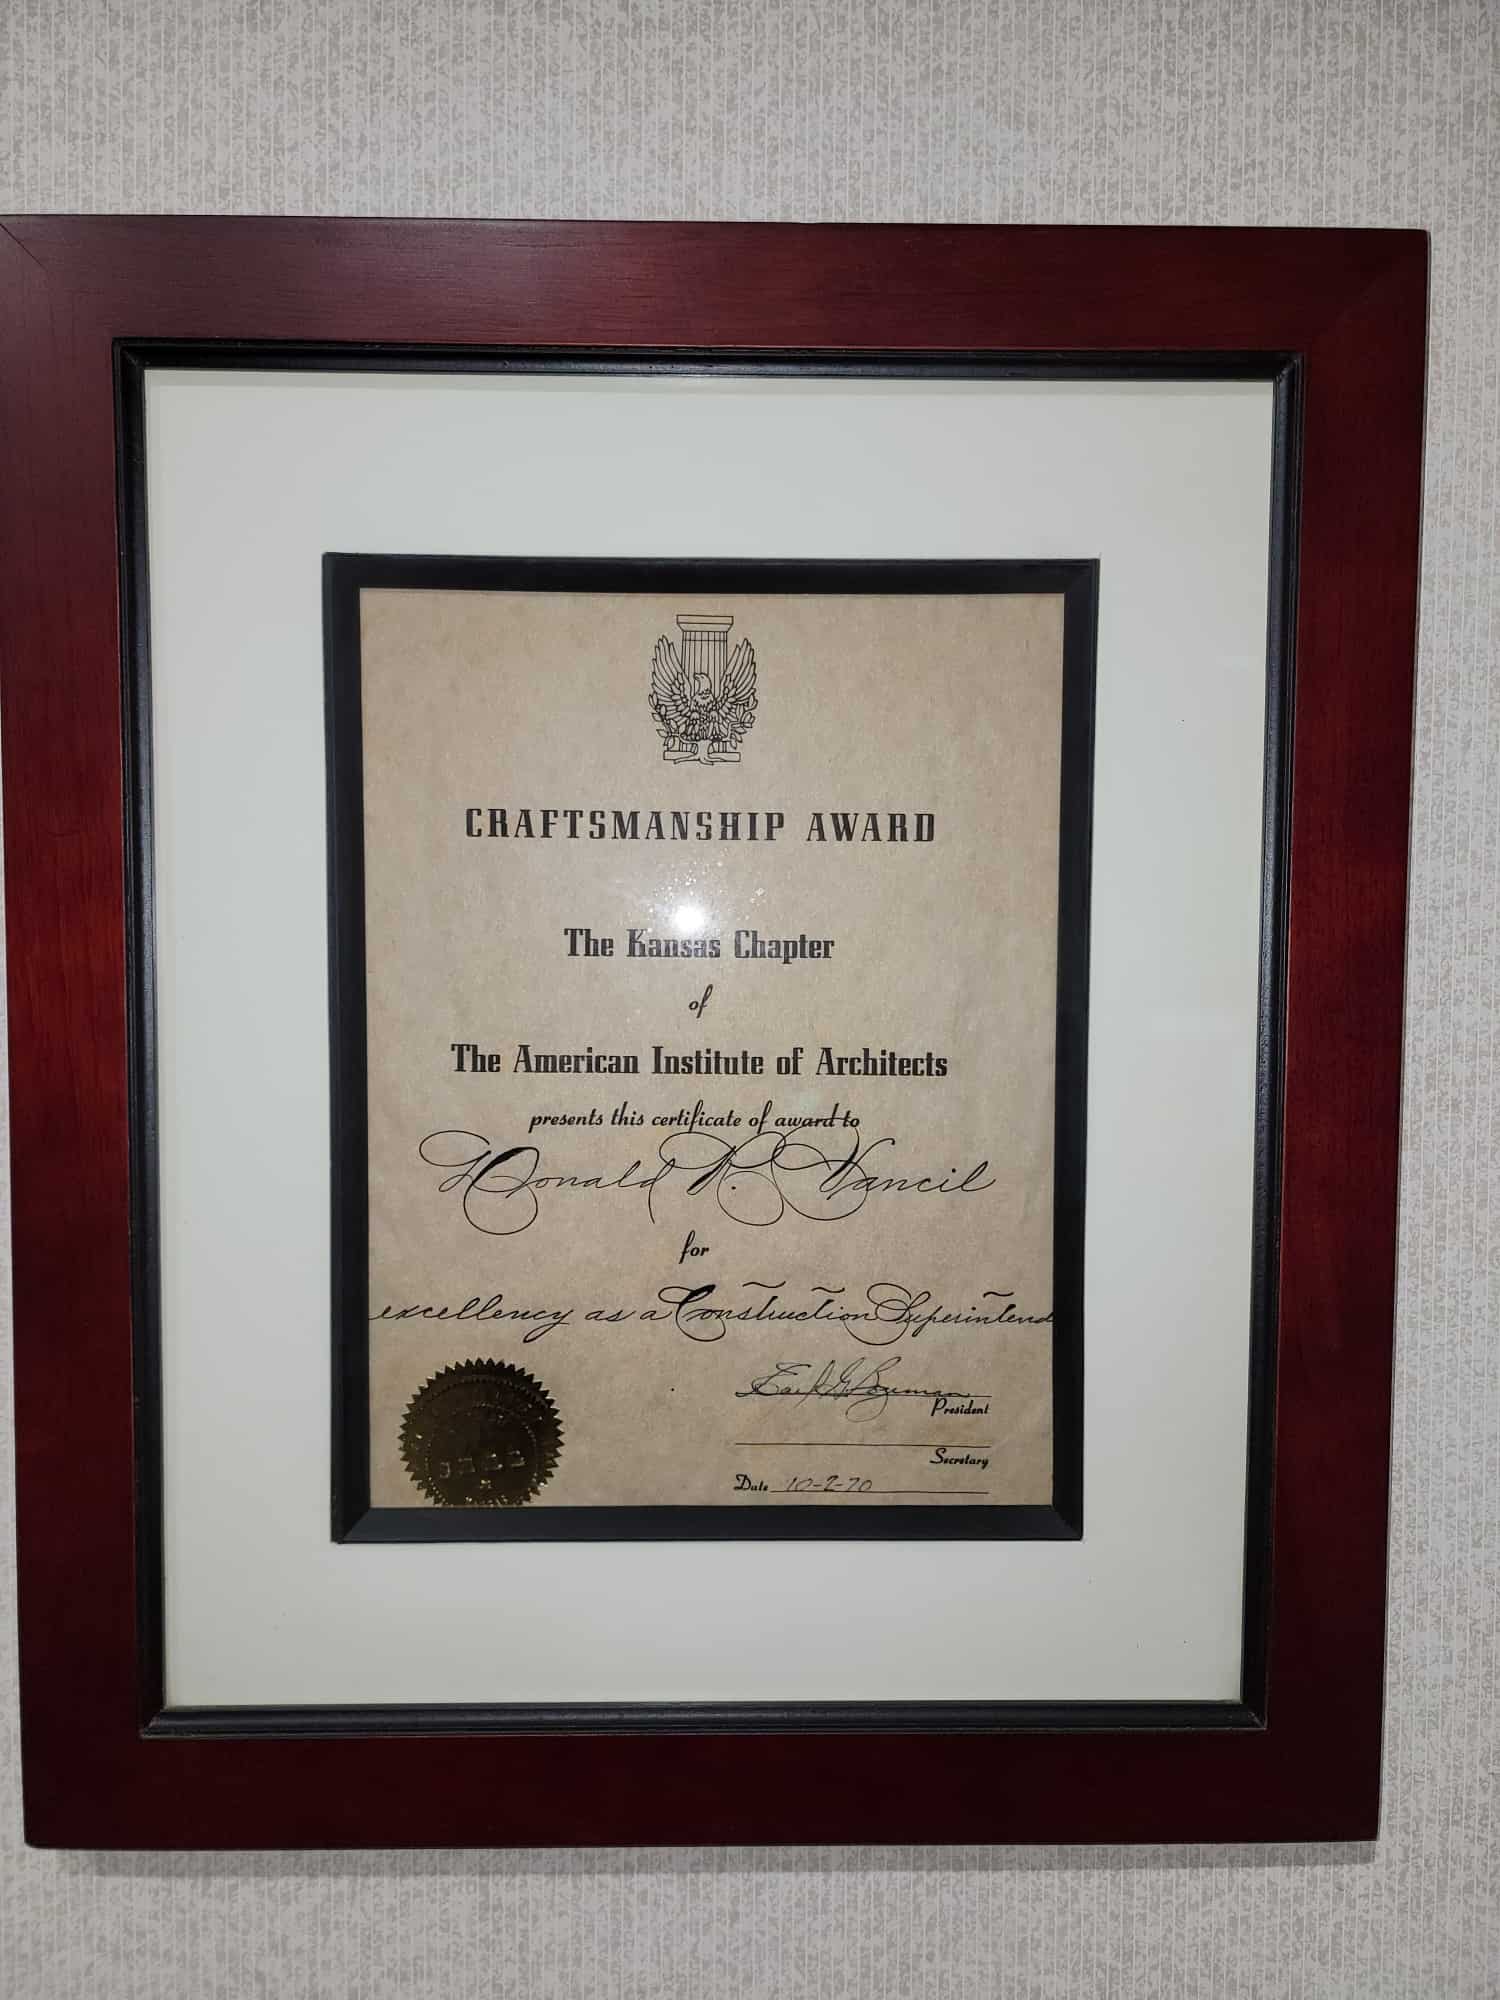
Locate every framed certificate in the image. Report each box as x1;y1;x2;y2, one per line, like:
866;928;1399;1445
322;552;1094;1542
0;219;1426;1846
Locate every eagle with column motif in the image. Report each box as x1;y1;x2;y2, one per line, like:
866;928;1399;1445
650;613;757;764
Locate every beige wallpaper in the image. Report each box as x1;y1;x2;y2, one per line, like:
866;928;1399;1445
1;1;1495;1994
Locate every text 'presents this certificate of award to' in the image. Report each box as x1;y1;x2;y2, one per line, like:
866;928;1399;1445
325;556;1096;1541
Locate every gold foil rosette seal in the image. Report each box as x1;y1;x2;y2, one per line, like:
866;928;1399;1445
400;1359;561;1506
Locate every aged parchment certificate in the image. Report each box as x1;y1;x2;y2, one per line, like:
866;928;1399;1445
344;568;1084;1527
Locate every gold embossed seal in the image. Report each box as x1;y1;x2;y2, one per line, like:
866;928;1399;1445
400;1359;561;1506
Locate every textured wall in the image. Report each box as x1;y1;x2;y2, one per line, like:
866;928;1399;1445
1;2;1496;1995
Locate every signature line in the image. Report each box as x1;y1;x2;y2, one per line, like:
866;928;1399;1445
733;1441;995;1449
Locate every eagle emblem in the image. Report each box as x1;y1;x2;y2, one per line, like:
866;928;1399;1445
650;613;757;765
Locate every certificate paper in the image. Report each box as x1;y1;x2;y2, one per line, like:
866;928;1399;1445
327;558;1094;1539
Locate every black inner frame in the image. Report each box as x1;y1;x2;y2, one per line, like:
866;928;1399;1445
118;343;1297;1735
325;553;1096;1548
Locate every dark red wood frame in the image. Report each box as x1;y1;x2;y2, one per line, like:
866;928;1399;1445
0;219;1425;1847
